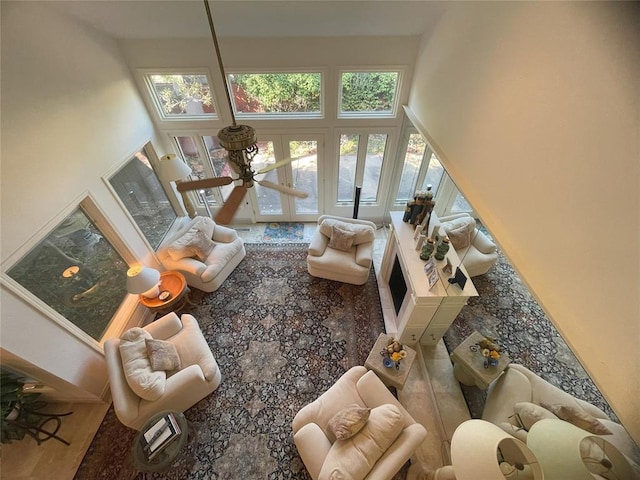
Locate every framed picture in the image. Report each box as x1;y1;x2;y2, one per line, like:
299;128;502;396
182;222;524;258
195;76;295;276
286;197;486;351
424;257;439;289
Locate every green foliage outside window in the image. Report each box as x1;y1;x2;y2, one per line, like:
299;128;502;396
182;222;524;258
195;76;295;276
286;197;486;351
341;72;398;113
150;75;213;116
231;73;321;113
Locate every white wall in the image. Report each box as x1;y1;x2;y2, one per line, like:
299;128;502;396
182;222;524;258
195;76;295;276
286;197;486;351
408;1;639;441
0;2;162;400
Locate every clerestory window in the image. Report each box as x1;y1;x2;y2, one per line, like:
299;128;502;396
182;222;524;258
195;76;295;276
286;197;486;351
143;72;217;120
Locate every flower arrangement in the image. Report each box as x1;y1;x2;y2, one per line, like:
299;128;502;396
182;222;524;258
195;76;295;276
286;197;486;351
380;338;407;370
478;337;501;367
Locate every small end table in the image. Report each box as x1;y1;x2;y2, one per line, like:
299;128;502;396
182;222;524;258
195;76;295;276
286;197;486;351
364;333;417;391
131;411;197;473
138;271;191;314
449;330;510;389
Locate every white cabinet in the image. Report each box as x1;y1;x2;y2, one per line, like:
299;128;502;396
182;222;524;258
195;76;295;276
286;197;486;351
379;211;478;346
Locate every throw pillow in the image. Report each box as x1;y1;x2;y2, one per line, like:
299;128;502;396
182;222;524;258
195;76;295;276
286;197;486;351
167;226;199;260
513;402;558;430
145;338;181;371
167;226;215;261
540;403;613;435
319;219;375;246
189;230;216;261
329;225;356;252
118;328;166;401
446;223;472;250
318;404;404;480
327;404;371;441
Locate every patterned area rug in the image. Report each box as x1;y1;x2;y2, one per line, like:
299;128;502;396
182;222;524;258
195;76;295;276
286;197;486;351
262;223;305;241
443;242;616;421
74;243;389;479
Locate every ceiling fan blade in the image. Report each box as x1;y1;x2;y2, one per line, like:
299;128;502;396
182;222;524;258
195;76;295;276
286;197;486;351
214;185;248;224
257;179;308;198
176;177;233;192
255;157;295;175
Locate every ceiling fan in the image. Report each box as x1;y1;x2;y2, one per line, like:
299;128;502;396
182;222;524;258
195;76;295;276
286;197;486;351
176;0;308;225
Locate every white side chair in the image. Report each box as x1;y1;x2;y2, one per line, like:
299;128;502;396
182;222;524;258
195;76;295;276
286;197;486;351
438;213;498;277
292;366;427;479
157;216;245;292
306;215;377;285
104;312;221;430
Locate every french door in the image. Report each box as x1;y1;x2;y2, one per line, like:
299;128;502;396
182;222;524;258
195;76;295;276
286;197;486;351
250;134;322;222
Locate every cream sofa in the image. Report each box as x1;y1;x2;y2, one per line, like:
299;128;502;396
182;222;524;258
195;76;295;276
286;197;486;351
482;363;640;469
293;366;427;480
104;312;221;430
306;215;377;285
438;213;498;277
157;216;245;292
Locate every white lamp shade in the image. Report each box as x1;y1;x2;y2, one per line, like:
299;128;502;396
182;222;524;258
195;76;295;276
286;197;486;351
451;420;543;480
126;266;160;297
160;154;192;181
528;419;634;480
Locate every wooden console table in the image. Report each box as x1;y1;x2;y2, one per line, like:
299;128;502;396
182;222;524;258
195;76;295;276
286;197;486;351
378;211;478;346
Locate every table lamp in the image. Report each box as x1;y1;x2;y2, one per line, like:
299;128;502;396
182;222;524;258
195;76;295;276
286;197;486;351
528;419;634;480
160;154;196;218
451;419;543;480
126;266;160;299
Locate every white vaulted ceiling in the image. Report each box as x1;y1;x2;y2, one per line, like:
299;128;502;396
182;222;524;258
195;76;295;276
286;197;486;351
48;0;450;40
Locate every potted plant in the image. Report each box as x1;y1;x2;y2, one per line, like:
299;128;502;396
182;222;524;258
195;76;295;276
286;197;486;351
1;371;41;444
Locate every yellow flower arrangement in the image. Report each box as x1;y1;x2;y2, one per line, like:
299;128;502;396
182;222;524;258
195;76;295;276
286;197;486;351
478;337;501;367
381;338;407;369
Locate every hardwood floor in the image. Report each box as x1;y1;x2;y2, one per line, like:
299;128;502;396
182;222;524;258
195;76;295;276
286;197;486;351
0;402;110;480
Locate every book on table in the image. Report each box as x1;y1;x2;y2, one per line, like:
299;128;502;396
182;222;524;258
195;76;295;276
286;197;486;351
142;413;182;460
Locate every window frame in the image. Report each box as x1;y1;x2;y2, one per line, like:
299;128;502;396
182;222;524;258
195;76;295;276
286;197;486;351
0;194;139;351
226;68;325;120
104;142;180;250
139;68;220;122
337;68;404;119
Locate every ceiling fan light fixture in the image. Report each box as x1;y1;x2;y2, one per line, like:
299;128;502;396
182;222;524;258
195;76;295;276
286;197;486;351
217;124;257;152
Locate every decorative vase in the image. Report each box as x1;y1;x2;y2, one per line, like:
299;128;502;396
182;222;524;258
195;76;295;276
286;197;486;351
420;238;435;260
434;237;450;261
382;357;396;369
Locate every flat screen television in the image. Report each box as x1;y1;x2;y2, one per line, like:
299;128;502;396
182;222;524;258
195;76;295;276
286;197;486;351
389;255;408;315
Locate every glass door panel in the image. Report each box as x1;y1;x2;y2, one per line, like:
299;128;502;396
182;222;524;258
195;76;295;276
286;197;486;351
253;140;285;216
338;134;358;202
288;139;319;216
361;133;387;202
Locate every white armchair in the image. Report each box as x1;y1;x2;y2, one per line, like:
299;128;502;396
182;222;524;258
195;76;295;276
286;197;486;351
157;216;245;292
438;213;498;277
104;312;221;430
306;215;377;285
292;366;427;480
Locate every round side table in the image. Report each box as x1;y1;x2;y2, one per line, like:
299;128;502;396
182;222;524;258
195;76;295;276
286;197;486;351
131;411;197;473
138;271;191;314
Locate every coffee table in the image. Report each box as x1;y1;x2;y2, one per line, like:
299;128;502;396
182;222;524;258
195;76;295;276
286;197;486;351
449;330;510;389
364;333;417;390
138;271;191;314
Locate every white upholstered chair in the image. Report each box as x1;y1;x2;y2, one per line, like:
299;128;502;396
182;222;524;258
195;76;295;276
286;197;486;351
157;216;245;292
306;215;377;285
104;312;221;430
292;366;427;480
438;213;498;277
